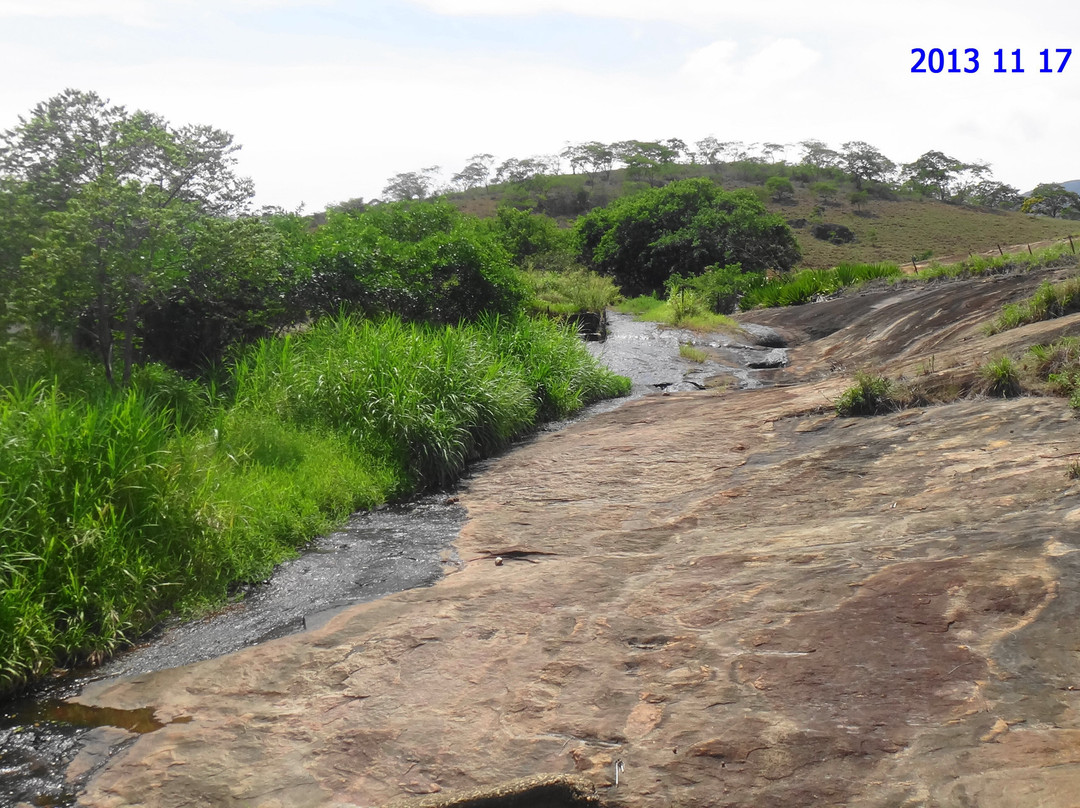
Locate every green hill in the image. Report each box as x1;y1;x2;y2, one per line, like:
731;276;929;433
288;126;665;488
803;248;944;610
443;165;1079;271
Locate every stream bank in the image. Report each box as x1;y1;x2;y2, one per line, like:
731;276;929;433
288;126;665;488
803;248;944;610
1;312;783;807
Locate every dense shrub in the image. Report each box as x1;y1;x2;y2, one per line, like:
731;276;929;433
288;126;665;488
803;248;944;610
307;201;528;324
574;178;800;295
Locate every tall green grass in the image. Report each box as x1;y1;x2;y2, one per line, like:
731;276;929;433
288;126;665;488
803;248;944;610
616;293;741;332
985;276;1080;334
912;242;1077;281
739;262;901;309
0;315;629;694
0;382;204;684
523;266;622;317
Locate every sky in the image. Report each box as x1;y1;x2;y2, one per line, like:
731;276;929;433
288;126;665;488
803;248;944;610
1;0;1077;211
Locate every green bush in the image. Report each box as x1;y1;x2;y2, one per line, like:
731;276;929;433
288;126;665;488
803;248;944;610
835;372;899;416
980;356;1022;398
574;178;800;295
667;263;766;314
307;200;527;323
523;262;621;317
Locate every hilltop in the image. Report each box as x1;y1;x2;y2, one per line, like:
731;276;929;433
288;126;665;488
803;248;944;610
439;164;1078;272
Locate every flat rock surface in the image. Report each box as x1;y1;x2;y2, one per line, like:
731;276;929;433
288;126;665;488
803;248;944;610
72;270;1080;807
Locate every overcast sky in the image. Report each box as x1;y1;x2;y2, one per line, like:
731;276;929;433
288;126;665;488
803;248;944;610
1;0;1077;211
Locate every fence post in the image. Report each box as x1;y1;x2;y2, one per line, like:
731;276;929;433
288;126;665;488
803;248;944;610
1070;235;1076;254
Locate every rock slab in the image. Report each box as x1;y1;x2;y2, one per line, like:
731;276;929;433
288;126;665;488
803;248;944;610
72;273;1080;807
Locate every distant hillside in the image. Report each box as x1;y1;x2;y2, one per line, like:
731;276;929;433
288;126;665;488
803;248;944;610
1063;179;1080;194
445;165;1079;270
762;189;1079;269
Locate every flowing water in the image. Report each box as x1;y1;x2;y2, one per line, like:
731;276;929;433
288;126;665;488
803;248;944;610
0;313;785;807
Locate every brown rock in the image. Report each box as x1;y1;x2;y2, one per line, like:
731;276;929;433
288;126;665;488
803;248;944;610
72;271;1080;807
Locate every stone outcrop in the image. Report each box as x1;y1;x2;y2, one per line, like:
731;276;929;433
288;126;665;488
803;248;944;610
71;269;1080;807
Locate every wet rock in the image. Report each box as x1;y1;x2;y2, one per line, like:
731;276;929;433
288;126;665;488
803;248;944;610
738;322;787;348
742;347;787;368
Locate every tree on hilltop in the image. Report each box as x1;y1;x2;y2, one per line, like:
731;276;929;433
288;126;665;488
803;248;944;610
840;141;895;189
1021;183;1080;218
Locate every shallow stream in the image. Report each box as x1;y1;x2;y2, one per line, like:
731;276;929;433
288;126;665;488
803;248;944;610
0;312;785;807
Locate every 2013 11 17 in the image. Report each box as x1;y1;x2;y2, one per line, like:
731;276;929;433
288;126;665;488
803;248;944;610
911;48;1072;73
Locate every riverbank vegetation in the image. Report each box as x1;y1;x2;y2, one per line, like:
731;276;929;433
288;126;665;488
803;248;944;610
0;314;628;693
0;91;630;694
6;88;1077;693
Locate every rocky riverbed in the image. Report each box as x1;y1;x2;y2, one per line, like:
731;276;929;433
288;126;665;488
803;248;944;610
10;269;1080;807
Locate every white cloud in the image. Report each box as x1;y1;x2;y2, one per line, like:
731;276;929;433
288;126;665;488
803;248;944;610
0;0;158;24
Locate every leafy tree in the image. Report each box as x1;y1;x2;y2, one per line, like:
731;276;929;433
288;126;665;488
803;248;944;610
0;179;39;334
812;181;838;205
451;153;493;191
574;178;800;295
560;143;589;175
382;166;440;201
840;141;895;189
799;139;840;170
695;136;725;174
765;176;795;203
849;189;870;211
0;89;253;385
901;150;978;201
663;138;690;163
1021;183;1080;218
494;157;547;186
760;142;788;163
612;140;681;186
966;179;1022;210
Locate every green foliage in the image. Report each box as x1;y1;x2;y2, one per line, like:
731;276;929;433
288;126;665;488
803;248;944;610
574;178;800;295
835;372;899;416
741;262;901;309
483;206;570;266
1024;337;1080;408
666;264;765;314
615;294;740;332
912;242;1077;282
812;181;839;205
985;277;1080;334
523;261;621;317
307;200;528;324
901;150;978;202
1;89;254;386
1021;183;1080;218
0;315;629;694
679;343;708;362
0;381;206;686
979;356;1022;398
765;175;795;203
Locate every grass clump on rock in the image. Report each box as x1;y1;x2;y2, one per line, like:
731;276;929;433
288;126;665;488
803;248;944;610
834;372;902;416
985;276;1080;335
979;356;1023;398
